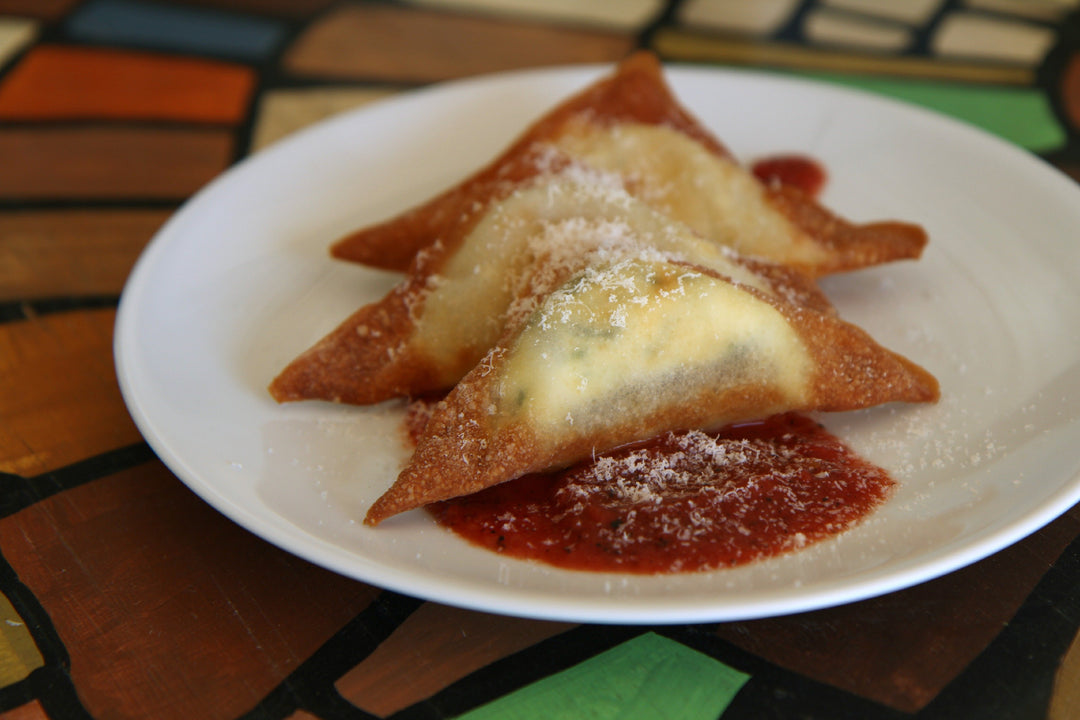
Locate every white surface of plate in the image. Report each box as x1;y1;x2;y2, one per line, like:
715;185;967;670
114;62;1080;624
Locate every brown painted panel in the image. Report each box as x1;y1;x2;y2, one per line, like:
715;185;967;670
0;45;255;123
0;308;142;476
1063;53;1080;130
337;602;574;716
0;127;232;200
0;0;76;20
0;462;380;720
0;209;172;300
283;4;634;83
715;509;1080;712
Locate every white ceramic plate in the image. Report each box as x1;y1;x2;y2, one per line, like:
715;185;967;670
115;62;1080;624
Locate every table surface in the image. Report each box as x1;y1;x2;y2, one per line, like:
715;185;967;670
3;1;1080;719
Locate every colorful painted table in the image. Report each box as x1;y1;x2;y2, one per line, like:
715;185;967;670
2;1;1080;718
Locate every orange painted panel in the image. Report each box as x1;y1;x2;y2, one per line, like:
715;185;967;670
0;308;142;476
0;45;255;123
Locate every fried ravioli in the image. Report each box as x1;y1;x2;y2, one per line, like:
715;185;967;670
270;174;827;405
330;51;926;278
364;255;939;524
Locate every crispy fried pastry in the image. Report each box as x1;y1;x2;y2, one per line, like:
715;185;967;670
364;256;939;525
269;174;834;406
330;51;926;277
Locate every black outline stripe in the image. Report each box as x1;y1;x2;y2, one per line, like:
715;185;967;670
387;621;906;720
1038;8;1080;159
338;528;1080;720
237;591;423;720
0;295;121;325
0;197;181;211
915;529;1080;719
390;623;641;720
0;442;156;519
662;625;908;720
0;550;92;719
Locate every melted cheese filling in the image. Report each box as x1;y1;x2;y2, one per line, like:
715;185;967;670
496;259;812;433
413;175;774;383
553;121;827;268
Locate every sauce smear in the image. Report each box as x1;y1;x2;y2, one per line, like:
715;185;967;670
752;155;827;198
428;413;893;574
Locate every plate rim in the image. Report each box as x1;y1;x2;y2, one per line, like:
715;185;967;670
114;60;1080;624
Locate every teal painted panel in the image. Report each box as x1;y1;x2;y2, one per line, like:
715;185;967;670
66;0;286;61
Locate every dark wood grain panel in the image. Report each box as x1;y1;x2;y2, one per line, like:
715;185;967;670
0;461;380;720
337;602;575;716
715;509;1080;712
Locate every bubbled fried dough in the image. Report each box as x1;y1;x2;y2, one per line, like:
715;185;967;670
364;259;939;525
268;273;440;405
329;50;725;270
331;51;926;278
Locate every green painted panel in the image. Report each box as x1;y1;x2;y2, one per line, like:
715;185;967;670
456;632;750;720
802;71;1066;152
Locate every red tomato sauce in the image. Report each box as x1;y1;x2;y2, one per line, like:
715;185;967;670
424;412;893;574
752;155;827;198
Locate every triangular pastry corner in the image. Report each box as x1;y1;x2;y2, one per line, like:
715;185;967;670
330;51;927;279
364;256;939;525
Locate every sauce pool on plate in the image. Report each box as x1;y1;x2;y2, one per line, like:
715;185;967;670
423;412;894;574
